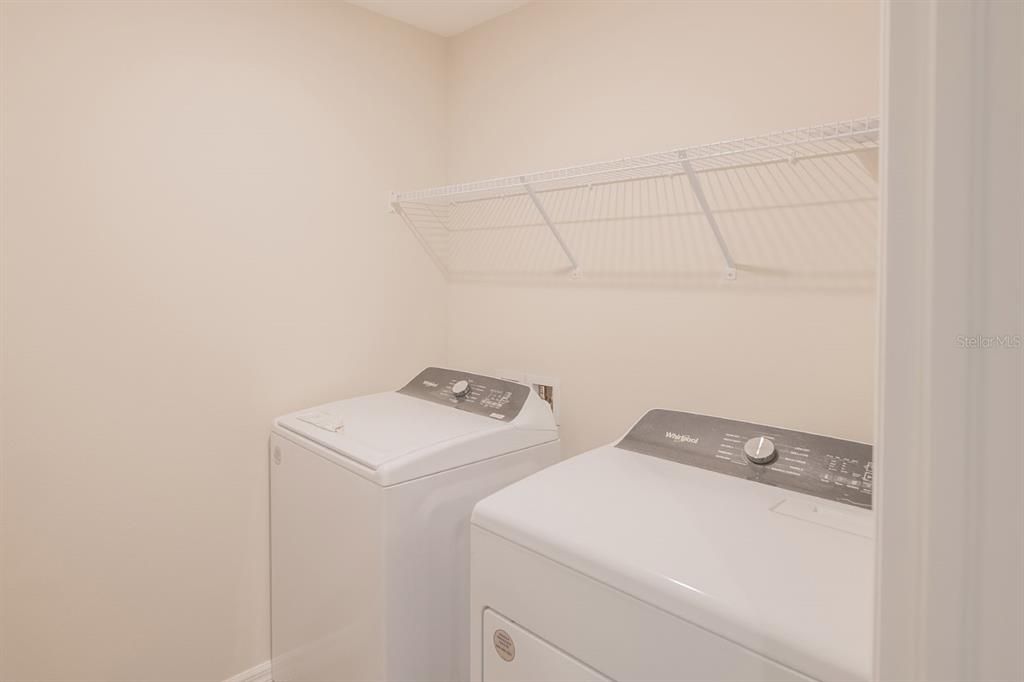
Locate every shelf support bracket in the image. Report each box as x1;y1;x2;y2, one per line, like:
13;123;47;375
522;179;580;275
390;195;451;278
678;152;737;280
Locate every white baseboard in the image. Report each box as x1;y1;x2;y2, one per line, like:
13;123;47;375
223;660;271;682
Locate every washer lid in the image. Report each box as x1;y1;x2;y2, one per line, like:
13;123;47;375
472;439;874;682
275;368;557;485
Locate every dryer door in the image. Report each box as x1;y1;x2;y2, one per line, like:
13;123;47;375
483;609;611;682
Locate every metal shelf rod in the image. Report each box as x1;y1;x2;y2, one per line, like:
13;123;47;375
443;145;873;208
395;118;879;204
389;117;880;282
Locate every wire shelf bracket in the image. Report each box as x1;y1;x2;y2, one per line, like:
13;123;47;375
522;178;580;275
679;151;737;280
391;199;450;277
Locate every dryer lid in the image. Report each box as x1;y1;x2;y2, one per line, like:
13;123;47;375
472;419;875;682
275;368;557;485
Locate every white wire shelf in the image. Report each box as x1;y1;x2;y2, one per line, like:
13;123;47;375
391;117;879;283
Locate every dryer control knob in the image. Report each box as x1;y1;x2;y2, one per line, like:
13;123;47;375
452;379;471;399
744;436;778;465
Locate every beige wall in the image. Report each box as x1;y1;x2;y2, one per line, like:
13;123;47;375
445;0;881;455
0;2;446;680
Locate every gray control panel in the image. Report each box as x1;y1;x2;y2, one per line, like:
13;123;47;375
618;409;872;509
398;367;530;422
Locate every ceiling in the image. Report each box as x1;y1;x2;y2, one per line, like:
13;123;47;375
349;1;529;37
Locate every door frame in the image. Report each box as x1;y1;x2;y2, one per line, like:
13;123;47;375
875;1;1022;679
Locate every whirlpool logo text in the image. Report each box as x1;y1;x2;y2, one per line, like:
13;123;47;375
665;431;700;445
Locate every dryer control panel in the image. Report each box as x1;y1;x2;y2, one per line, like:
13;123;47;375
399;367;531;422
618;409;872;508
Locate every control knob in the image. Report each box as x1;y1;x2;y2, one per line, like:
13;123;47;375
452;379;471;399
744;436;777;465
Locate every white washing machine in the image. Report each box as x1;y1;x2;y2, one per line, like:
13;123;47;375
271;367;559;682
471;408;874;682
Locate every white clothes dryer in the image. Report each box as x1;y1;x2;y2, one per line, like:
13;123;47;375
471;408;873;682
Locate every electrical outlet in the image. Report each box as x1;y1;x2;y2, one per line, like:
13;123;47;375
498;369;561;425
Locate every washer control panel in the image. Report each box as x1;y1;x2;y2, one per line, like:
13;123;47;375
617;409;872;508
398;367;530;422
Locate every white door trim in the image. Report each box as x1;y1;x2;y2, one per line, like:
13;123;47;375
876;1;1023;680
